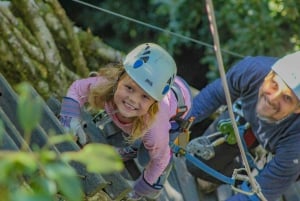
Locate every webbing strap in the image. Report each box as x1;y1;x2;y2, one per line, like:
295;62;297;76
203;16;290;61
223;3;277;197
170;143;235;185
170;82;188;120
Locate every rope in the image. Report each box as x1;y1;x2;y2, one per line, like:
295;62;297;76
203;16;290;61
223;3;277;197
205;1;267;200
70;0;244;58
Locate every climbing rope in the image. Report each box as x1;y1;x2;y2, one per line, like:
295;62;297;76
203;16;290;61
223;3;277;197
204;0;267;200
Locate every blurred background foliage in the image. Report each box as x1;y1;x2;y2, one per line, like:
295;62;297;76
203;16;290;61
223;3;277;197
60;0;300;88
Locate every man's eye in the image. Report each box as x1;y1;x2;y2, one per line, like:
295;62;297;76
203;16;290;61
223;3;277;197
283;95;292;103
270;80;278;88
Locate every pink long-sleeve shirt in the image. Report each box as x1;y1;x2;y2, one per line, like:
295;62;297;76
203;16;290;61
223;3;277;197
66;75;191;184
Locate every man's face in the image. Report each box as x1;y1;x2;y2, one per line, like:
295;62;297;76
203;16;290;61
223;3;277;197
256;71;300;122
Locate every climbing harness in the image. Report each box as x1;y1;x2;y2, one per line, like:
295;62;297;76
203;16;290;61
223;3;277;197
170;81;188;120
169;79;194;148
170;115;264;200
185;101;250;160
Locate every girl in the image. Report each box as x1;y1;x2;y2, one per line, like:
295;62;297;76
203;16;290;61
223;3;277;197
59;43;192;200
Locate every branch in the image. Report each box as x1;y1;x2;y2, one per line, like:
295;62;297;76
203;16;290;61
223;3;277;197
11;0;62;69
45;0;89;76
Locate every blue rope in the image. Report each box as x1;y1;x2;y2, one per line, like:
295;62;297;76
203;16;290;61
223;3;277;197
170;143;235;185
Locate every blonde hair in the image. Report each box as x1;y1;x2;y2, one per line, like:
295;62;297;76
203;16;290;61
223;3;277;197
88;63;159;142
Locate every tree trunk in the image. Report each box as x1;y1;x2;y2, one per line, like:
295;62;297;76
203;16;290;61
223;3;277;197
0;0;123;99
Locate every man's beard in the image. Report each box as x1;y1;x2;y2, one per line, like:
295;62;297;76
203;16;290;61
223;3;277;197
256;105;291;124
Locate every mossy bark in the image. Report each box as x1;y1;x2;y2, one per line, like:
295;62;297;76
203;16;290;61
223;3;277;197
0;0;123;99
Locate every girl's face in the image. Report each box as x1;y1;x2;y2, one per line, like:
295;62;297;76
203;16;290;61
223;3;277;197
113;75;156;123
256;71;300;122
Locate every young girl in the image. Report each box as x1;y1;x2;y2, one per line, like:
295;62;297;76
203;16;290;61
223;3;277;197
59;43;192;200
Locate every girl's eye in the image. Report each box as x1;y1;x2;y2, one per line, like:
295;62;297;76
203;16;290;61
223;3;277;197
125;85;133;91
142;94;150;100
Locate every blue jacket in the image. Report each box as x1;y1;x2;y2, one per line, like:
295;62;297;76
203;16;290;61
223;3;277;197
192;56;300;201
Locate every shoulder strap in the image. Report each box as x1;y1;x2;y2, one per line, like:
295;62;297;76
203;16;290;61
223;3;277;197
93;110;122;138
170;82;188;120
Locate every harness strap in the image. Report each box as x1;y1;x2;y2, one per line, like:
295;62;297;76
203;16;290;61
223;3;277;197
170;82;188;120
169;81;194;148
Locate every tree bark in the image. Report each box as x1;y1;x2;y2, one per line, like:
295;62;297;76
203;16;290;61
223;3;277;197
0;0;123;99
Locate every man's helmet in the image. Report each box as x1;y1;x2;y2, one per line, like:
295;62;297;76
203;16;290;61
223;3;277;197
272;51;300;100
123;43;177;101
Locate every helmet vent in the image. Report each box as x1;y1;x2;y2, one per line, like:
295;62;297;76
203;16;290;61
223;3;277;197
145;79;153;87
162;85;170;95
133;59;143;68
141;56;149;63
142;50;150;55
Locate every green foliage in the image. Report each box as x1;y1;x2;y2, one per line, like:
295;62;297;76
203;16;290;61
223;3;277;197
61;0;300;86
0;82;124;201
61;144;124;174
16;83;43;135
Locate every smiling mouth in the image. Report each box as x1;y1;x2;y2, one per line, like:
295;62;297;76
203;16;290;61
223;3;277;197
123;101;137;110
262;95;278;112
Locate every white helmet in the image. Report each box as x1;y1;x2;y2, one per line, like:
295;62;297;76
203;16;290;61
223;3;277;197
123;43;177;101
272;51;300;100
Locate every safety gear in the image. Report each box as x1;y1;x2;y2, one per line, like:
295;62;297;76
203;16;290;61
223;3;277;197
271;51;300;100
116;145;138;161
132;161;172;199
169;76;193;148
170;78;189;120
133;171;163;200
59;97;88;146
123;43;177;101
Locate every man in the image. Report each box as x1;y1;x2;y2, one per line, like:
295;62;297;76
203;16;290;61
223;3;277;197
186;51;300;201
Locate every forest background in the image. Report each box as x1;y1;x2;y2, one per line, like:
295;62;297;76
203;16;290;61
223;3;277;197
1;0;299;99
60;0;300;90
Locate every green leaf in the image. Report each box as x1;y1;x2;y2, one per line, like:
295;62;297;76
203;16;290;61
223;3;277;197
16;83;43;134
44;162;83;201
0;151;38;173
30;177;57;195
12;190;53;201
62;143;124;174
47;133;75;147
0;158;14;182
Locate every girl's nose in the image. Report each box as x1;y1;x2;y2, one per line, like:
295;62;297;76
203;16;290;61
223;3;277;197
128;93;139;103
